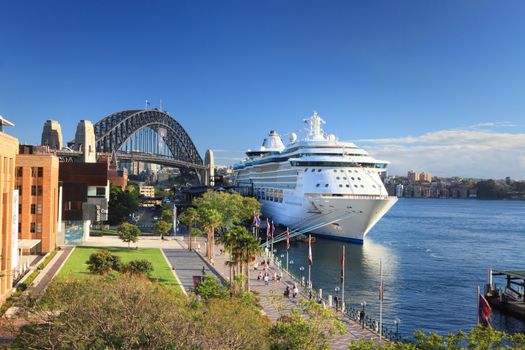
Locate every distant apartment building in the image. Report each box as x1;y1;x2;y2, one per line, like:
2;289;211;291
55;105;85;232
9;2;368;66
0;116;18;306
395;184;404;197
16;145;59;254
408;170;432;183
139;185;155;198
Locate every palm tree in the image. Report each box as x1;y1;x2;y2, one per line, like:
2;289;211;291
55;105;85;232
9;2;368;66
180;207;198;251
238;231;260;292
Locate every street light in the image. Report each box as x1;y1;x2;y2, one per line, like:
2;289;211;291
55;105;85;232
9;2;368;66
299;266;305;286
360;301;367;328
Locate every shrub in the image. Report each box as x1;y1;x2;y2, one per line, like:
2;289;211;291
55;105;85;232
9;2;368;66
86;250;122;275
195;275;228;299
123;259;154;276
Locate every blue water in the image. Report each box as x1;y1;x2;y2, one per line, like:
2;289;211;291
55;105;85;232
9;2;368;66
282;199;525;337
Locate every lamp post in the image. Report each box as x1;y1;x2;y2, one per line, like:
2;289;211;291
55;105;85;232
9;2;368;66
299;266;305;286
335;286;340;312
394;318;400;340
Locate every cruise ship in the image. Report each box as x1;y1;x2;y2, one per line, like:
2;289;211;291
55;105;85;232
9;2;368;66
232;112;397;243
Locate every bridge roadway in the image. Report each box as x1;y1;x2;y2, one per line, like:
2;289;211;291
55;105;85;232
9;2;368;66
56;150;206;170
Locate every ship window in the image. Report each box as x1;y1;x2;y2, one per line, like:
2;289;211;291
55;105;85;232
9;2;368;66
361;185;364;188
316;184;320;187
358;177;361;180
317;169;321;172
372;185;376;188
354;185;358;188
325;184;329;187
311;169;315;172
304;168;308;172
333;170;337;173
339;184;342;188
346;184;350;188
351;177;355;180
336;177;340;180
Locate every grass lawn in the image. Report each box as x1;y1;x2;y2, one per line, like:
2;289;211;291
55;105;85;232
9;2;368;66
58;247;181;290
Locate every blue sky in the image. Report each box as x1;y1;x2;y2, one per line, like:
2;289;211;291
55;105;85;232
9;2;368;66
1;0;525;178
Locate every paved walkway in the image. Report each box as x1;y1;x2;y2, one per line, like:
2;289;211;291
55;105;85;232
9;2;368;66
181;237;383;350
163;244;222;293
30;246;74;293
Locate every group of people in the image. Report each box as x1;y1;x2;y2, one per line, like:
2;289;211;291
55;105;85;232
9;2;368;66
283;284;300;298
255;259;283;286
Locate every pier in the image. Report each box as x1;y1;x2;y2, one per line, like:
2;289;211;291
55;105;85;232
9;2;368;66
486;269;525;320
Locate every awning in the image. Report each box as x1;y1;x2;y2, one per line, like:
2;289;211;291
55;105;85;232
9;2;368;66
18;239;41;250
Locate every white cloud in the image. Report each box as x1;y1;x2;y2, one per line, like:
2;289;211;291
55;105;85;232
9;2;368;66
357;128;525;179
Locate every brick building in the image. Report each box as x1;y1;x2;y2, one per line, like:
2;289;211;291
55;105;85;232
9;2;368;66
0;117;18;306
16;145;59;254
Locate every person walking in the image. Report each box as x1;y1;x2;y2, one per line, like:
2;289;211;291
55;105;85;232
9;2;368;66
284;286;290;298
264;274;269;286
293;284;299;298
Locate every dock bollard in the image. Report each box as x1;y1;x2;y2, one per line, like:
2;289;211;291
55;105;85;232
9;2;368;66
328;295;333;307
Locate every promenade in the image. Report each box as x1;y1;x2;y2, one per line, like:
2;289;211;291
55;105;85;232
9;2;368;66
176;236;383;349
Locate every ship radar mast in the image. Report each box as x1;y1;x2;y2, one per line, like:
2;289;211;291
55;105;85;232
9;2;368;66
304;111;326;141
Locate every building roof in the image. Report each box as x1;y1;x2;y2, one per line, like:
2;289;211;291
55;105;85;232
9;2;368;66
0;115;15;127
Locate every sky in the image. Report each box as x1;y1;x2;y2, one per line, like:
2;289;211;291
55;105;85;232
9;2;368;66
1;0;525;179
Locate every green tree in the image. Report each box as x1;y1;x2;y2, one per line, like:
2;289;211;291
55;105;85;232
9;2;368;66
107;184;139;225
86;250;122;275
198;208;222;260
270;301;346;350
117;222;141;248
123;259;154;276
154;220;172;240
161;209;172;223
180;207;199;251
196;275;228;299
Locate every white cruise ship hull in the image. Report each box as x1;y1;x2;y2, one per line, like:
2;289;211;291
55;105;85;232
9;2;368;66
260;195;397;243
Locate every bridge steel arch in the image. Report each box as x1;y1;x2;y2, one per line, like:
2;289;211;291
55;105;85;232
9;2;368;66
94;110;203;167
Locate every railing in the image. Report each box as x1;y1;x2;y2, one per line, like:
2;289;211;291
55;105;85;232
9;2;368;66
267;250;403;342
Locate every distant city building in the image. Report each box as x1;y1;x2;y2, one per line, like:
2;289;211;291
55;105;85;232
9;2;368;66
395;184;404;197
105;152;128;190
408;170;432;183
16;145;60;254
0;116;18;306
139;185;155;198
41;120;63;150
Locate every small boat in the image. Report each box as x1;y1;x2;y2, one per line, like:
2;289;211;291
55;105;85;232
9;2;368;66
302;236;317;244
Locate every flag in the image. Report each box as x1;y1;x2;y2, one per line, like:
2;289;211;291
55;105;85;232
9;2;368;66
479;293;492;327
266;218;270;237
271;220;275;239
307;235;312;266
254;213;260;228
285;227;290;250
340;246;345;283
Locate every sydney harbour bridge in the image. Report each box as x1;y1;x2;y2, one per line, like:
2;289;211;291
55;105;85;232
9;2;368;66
57;109;209;183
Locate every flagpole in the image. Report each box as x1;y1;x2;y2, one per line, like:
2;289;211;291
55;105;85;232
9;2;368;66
379;259;383;343
308;234;312;290
341;245;345;312
477;286;480;326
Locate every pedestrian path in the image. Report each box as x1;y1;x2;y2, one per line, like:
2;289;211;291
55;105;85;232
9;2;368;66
163;246;222;293
30;246;74;293
187;238;384;350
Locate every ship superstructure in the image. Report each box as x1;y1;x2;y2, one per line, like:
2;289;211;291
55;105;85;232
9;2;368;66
233;112;397;243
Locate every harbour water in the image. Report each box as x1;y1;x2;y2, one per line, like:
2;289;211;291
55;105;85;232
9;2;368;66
281;199;525;337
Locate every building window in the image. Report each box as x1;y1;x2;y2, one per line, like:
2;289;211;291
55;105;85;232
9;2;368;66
18;204;22;214
38;185;42;195
31;185;36;196
96;187;106;196
18;222;21;233
30;223;36;233
37;203;42;214
38;167;43;177
16;167;23;177
31;167;37;177
31;204;36;214
36;223;42;233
